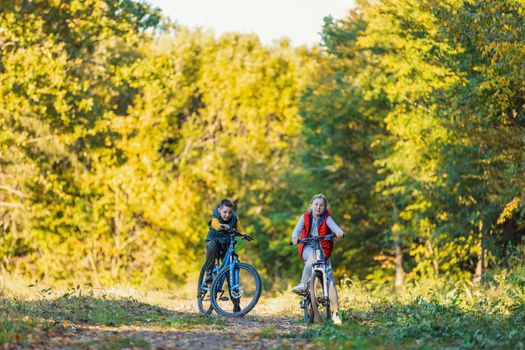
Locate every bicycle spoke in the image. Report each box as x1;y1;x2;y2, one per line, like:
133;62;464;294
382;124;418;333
238;267;257;298
310;271;331;322
213;272;232;312
210;263;261;317
197;265;213;315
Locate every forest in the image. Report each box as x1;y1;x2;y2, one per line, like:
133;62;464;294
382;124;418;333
1;0;525;348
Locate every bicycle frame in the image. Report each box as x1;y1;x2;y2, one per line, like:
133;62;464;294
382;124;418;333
212;233;241;295
311;242;329;301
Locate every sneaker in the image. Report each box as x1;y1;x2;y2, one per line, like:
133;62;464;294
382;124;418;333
332;313;342;325
204;274;213;285
233;303;241;313
291;283;307;295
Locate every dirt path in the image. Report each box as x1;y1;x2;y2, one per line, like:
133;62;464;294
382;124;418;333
10;295;319;350
60;314;314;349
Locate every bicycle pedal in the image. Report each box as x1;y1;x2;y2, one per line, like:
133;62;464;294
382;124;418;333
220;296;230;301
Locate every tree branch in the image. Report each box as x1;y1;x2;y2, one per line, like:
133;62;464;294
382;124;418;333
0;185;27;198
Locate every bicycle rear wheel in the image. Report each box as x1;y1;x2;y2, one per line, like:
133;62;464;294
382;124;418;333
197;264;213;315
210;262;262;317
310;271;331;322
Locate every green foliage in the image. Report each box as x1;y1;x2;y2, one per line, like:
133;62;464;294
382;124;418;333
306;0;525;284
0;0;163;283
1;0;525;288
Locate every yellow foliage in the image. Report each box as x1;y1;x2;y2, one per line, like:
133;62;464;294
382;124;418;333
497;197;520;225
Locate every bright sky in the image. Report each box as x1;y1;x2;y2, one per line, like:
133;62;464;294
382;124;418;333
146;0;355;46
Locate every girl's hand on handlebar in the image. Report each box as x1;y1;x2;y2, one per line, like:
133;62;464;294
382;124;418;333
335;231;344;239
292;236;298;245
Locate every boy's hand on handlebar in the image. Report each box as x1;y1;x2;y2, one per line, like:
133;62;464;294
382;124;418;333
243;234;254;241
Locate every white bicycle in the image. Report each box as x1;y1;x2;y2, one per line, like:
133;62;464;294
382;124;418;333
291;233;337;323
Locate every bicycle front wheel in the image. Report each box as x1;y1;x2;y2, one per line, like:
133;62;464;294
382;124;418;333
310;271;331;322
210;262;262;317
303;296;314;324
197;264;213;315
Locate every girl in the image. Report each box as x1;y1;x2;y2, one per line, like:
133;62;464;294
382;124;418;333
291;194;344;324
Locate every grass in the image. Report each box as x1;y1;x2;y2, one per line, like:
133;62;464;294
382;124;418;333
71;337;151;350
0;276;225;348
254;326;280;338
3;273;525;349
1;293;223;327
305;276;525;349
0;318;37;347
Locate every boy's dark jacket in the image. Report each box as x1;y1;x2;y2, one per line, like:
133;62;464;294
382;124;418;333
206;205;238;244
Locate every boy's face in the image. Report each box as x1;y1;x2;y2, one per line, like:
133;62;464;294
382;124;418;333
218;206;233;221
311;198;326;217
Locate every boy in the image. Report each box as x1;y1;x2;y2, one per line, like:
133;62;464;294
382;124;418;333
204;199;245;285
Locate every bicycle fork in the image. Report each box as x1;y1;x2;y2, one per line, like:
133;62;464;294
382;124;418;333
229;258;241;299
312;266;329;302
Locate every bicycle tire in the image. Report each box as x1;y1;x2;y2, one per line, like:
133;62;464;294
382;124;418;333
310;271;331;323
197;264;213;315
304;296;314;324
210;262;262;317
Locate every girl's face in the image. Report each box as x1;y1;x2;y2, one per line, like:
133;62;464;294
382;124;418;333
218;206;233;221
311;198;326;217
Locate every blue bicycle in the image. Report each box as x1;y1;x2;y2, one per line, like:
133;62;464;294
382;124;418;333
197;229;262;317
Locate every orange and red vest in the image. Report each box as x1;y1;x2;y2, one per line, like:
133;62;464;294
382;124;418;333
298;210;334;259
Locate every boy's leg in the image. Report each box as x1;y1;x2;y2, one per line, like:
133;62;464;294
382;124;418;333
215;240;240;312
204;239;219;284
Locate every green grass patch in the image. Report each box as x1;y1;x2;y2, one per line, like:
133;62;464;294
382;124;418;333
72;336;150;350
30;295;178;326
255;325;302;340
255;326;280;338
0;318;38;347
167;315;225;329
0;290;225;347
303;293;525;349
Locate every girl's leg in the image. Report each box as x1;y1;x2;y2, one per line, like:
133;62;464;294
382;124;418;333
325;258;342;323
300;246;315;287
325;258;339;311
293;246;315;293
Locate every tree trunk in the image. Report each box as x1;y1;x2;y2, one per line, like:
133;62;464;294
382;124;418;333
426;238;439;275
395;242;404;288
474;222;485;283
393;201;404;288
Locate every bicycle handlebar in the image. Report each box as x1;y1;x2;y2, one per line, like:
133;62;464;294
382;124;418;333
288;233;340;246
225;228;254;241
